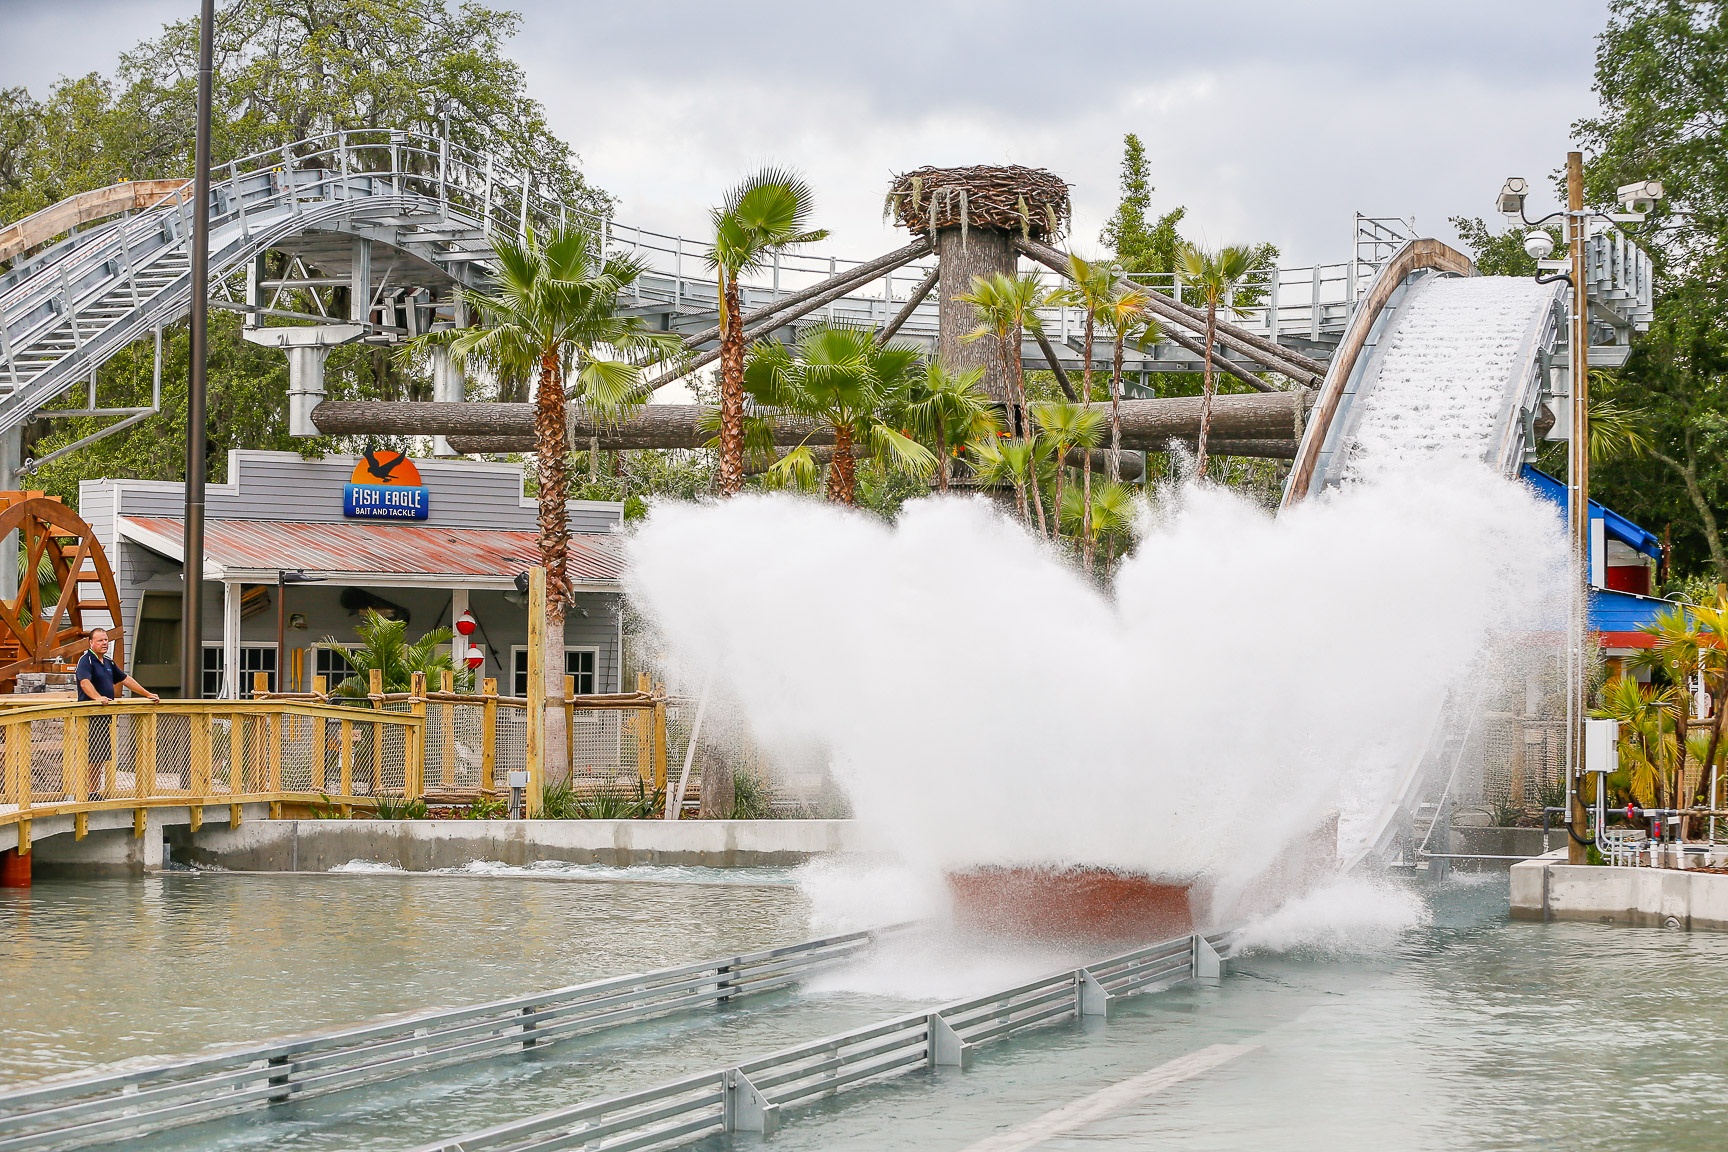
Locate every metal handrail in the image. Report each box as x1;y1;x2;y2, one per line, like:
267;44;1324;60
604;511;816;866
0;928;887;1152
412;930;1227;1152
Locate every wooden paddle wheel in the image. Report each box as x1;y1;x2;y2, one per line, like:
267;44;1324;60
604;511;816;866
0;493;125;692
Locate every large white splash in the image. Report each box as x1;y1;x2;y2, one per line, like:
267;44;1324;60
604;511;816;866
625;460;1566;895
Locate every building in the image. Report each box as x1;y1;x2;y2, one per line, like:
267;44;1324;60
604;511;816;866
1521;465;1669;660
80;450;624;698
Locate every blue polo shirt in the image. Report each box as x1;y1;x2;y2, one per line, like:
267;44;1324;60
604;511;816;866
76;650;122;700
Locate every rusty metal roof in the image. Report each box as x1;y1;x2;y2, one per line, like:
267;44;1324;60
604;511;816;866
120;516;622;589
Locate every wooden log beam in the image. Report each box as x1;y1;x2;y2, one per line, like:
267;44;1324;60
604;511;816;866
633;238;934;397
877;265;940;346
336;390;1309;457
1031;327;1079;401
1149;438;1299;460
676;238;934;350
1013;235;1326;388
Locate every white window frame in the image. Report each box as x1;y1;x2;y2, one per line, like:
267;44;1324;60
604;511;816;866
510;645;599;700
312;643;363;691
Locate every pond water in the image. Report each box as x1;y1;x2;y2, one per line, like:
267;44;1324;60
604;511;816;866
4;870;1726;1151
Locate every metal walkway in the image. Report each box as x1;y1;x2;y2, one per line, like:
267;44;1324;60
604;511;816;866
0;128;1411;453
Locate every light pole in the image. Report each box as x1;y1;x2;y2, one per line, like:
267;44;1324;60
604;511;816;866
1500;156;1663;864
276;570;323;692
181;0;215;700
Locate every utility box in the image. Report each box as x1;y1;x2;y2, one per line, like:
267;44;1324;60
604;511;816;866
1585;718;1619;776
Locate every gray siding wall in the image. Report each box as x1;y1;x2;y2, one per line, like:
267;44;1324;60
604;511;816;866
77;451;624;690
85;450;622;534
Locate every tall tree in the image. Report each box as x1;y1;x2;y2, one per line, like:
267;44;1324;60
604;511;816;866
742;323;934;505
707;168;826;497
431;225;674;779
1097;282;1154;483
1099;133;1188;280
1177;243;1256;478
1049;255;1123;567
1031;399;1104;555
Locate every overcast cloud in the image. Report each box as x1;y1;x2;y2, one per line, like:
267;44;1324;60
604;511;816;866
2;0;1609;265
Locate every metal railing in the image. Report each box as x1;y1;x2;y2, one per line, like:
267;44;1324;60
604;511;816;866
0;698;422;844
414;932;1226;1152
0;929;882;1152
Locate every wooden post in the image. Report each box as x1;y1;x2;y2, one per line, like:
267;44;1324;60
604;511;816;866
339;718;353;815
268;708;283;796
191;712;212;798
65;715;86;803
440;669;456;787
369;667;384;796
4;723;24;812
652;686;667;794
409;671;427;800
1566;150;1592;866
139;710;158;799
480;677;498;795
563;673;576;776
526;565;546;817
252;670;268;699
634;671;652;782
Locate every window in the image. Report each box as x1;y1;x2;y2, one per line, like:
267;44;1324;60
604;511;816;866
511;647;597;698
314;645;358;690
201;645;277;698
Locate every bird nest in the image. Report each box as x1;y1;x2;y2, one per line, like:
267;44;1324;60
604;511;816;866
885;165;1070;242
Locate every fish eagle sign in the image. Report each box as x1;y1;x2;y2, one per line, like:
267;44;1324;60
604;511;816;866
344;450;429;520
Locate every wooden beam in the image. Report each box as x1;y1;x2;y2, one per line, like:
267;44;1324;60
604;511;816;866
877;265;940;346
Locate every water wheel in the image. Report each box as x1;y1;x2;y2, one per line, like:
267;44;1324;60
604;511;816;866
0;493;124;691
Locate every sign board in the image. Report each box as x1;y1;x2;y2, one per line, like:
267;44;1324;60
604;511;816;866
344;451;429;520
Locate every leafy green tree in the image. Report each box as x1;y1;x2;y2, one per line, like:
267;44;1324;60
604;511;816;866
1630;603;1707;814
960;272;1051;532
1097;284;1155;483
707;168;826;497
1099;133;1188;281
1049;255;1124;561
1177;243;1257;478
968;436;1043;530
742;323;935;505
1;0;611;489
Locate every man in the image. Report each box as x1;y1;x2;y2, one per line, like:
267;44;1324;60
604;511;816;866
76;628;158;799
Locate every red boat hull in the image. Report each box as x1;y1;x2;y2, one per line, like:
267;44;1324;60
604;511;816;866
947;867;1198;942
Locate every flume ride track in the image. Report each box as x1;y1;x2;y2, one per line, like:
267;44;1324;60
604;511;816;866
1282;240;1570;870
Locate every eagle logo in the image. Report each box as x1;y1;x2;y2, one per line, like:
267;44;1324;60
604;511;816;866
349;450;422;487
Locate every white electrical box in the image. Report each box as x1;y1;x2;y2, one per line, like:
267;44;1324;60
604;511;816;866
506;770;530;789
1584;718;1619;775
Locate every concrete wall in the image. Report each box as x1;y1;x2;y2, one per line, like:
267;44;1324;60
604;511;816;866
1510;855;1728;931
178;819;880;871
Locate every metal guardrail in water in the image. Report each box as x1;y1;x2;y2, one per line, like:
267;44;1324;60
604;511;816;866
0;930;882;1151
413;932;1227;1152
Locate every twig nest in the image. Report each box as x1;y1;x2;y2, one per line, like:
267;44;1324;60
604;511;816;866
886;165;1071;242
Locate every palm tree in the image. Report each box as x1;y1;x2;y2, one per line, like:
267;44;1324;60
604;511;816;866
707;169;827;497
742;323;935;504
1050;257;1126;565
1177;243;1256;478
968;436;1041;528
430;224;676;781
324;610;468;699
1631;603;1707;823
905;363;1003;491
1031;400;1105;553
959;272;1051;533
1688;595;1728;813
958;272;1049;440
1097;283;1154;483
1594;675;1672;807
1060;480;1137;580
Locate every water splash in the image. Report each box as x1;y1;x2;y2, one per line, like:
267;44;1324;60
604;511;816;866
625;459;1565;912
1230;876;1431;956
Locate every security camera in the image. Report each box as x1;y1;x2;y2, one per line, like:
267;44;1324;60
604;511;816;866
1498;177;1529;218
1523;231;1555;261
1617;179;1664;215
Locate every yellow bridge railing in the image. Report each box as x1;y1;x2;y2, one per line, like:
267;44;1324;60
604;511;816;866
0;698;423;853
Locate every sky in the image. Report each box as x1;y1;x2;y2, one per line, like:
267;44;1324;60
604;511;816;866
0;0;1611;267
